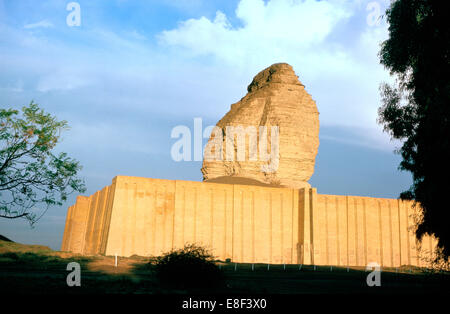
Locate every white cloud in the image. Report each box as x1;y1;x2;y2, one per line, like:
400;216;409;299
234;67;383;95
158;0;394;148
159;0;354;66
2;0;397;151
24;19;54;29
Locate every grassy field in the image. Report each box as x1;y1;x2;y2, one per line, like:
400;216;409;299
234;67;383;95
0;240;448;294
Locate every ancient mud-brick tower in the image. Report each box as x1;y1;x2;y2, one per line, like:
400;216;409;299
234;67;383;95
202;63;319;189
62;63;439;267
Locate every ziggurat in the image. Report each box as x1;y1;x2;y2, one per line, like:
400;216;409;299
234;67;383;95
62;64;439;267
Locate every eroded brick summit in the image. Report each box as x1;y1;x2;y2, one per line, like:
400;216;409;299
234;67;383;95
201;63;320;189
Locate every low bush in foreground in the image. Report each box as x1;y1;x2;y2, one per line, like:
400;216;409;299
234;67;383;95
150;243;224;289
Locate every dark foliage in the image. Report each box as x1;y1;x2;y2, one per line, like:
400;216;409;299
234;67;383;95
378;0;449;258
0;234;12;242
150;243;224;289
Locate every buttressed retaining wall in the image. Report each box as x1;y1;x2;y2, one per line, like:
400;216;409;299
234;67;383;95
62;176;438;267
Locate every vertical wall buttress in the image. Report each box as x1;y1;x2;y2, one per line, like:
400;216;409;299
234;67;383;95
62;176;438;267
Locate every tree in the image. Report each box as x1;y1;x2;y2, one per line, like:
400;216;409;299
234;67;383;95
378;0;449;259
0;102;86;225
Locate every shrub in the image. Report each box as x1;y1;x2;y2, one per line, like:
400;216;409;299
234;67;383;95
151;243;224;289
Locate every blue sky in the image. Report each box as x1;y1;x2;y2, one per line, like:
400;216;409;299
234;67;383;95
0;0;411;250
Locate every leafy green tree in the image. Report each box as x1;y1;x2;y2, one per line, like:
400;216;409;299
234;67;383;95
0;102;86;225
378;0;449;258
